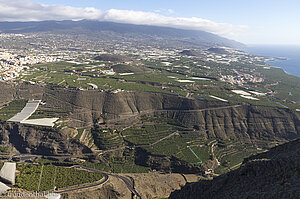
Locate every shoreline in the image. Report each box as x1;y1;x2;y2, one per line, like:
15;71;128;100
265;59;300;78
244;46;300;78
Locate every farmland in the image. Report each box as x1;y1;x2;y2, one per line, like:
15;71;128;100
15;55;300;112
0;100;27;121
16;164;104;191
1;43;299;181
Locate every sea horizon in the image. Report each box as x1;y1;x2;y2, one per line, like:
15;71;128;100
243;44;300;78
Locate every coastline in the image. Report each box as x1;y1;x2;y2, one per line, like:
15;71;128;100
265;59;289;73
266;59;299;77
244;45;300;78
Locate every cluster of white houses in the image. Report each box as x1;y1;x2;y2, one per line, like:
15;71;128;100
0;52;58;81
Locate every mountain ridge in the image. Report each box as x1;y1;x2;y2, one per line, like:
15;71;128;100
0;20;244;48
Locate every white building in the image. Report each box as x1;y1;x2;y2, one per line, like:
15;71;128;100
0;162;16;185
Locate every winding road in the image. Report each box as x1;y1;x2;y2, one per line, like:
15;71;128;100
70;165;142;198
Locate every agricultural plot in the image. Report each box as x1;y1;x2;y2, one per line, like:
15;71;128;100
118;115;260;168
109;161;151;173
121;119;212;164
214;142;260;173
16;164;103;191
74;128;85;140
98;147;152;173
91;127;125;150
28;108;68;120
0;100;27;121
144;132;211;164
122;124;178;146
118;71;187;85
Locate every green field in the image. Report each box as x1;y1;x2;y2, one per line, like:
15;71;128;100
16;164;103;191
0;100;27;121
89;114;261;172
214;141;260;173
28;108;68;120
17;58;300;111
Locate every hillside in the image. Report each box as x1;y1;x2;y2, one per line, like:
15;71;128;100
40;88;300;142
0;121;91;155
94;54;132;62
0;82;299;174
169;138;300;199
0;20;244;48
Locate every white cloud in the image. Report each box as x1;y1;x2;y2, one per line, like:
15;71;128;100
0;0;103;21
167;9;175;14
0;0;247;38
102;9;247;38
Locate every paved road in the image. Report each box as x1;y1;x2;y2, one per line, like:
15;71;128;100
71;165;142;198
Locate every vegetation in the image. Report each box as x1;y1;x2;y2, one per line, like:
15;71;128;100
16;164;103;191
18;58;300;111
0;100;27;121
28;108;68;120
91;127;124;150
10;46;300;176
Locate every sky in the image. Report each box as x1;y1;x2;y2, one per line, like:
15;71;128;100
0;0;300;45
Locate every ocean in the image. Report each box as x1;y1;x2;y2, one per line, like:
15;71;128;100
244;45;300;78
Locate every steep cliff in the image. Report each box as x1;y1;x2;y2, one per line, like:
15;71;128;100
0;81;44;105
0;121;91;155
164;105;300;142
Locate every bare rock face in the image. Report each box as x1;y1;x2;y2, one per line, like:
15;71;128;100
65;185;122;199
167;105;300;142
65;173;202;199
169;139;300;199
0;82;44;105
0;122;91;155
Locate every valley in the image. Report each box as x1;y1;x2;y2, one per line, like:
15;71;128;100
0;20;299;198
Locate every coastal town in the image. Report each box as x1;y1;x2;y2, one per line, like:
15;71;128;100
0;33;268;85
0;51;58;80
1;32;299;114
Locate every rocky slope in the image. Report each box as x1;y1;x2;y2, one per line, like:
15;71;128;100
42;88;300;144
0;81;44;105
169;138;300;199
1;83;299;156
0;121;91;155
65;173;202;199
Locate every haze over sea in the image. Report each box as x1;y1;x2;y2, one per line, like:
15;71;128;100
245;45;300;78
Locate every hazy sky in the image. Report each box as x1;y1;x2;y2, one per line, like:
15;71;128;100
1;0;300;45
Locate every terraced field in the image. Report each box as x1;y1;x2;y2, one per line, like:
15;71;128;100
79;114;268;173
0;100;27;121
214;141;262;173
